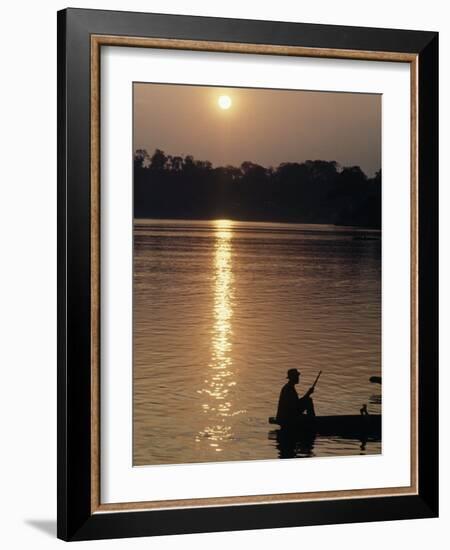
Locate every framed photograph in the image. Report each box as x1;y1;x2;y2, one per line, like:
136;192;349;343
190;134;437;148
57;8;438;541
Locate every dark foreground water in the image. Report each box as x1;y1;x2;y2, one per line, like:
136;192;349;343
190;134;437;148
133;219;381;466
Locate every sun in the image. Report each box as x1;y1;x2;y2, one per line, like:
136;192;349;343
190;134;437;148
218;95;232;110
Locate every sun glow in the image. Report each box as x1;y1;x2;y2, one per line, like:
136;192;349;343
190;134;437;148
214;219;233;229
218;95;232;110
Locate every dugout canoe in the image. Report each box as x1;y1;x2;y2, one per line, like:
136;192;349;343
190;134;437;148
268;414;381;440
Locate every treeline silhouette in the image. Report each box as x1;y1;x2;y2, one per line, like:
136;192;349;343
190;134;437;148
134;149;381;228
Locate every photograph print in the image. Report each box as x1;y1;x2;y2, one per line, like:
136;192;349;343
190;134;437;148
132;82;382;466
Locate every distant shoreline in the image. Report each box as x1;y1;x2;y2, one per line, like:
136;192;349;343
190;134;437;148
133;216;382;232
134;151;381;229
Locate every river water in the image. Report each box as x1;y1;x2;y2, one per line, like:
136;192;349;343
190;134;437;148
133;219;381;465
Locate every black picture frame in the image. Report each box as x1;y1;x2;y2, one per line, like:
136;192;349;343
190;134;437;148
57;7;438;541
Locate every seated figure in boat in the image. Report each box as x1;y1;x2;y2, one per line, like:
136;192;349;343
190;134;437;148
276;368;315;426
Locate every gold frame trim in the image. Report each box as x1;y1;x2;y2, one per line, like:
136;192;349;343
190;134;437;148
90;35;419;514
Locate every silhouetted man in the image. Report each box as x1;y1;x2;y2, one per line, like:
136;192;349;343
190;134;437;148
276;368;315;426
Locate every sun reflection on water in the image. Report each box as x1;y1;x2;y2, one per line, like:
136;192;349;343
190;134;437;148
196;220;245;452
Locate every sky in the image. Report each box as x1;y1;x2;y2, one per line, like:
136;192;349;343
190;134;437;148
134;83;381;177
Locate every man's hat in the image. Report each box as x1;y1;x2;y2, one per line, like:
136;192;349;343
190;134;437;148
287;368;301;379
